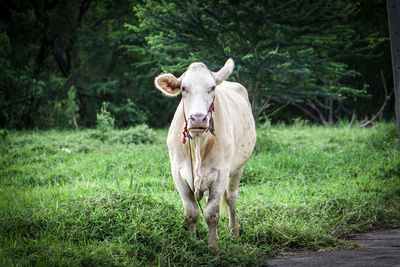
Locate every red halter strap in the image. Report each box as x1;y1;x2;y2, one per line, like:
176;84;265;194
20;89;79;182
206;96;215;136
182;99;191;144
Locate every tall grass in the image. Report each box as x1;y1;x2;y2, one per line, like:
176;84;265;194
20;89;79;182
1;123;399;265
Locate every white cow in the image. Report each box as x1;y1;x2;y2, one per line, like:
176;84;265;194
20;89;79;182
154;58;256;248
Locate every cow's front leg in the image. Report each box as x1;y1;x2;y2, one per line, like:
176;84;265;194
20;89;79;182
183;193;199;234
172;165;199;234
204;169;229;248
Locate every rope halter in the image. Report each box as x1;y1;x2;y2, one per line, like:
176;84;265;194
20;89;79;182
182;96;215;144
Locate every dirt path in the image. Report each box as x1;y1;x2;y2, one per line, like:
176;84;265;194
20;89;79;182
268;228;400;267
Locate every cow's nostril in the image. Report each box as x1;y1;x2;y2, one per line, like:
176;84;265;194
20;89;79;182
192;113;207;121
190;113;208;128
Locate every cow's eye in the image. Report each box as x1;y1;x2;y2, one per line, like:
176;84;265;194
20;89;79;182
181;86;186;92
209;86;216;92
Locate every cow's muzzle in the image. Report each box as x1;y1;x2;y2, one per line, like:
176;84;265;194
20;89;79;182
188;113;209;133
182;96;215;144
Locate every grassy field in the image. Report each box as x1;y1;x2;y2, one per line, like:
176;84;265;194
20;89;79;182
1;122;399;266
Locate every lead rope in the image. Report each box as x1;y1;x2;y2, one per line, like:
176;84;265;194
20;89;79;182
188;137;204;215
182;96;216;216
182;98;204;215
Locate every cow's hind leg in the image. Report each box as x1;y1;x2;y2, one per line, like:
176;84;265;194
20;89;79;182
227;167;243;237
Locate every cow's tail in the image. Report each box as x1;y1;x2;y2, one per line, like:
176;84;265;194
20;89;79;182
220;190;228;215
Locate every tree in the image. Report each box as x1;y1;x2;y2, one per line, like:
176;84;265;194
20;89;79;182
0;0;170;128
135;0;373;124
0;0;395;129
387;0;400;147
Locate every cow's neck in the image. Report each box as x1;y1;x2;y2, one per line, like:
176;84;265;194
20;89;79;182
189;132;215;160
189;133;216;195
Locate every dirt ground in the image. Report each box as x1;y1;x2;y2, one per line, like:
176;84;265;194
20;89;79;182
268;228;400;267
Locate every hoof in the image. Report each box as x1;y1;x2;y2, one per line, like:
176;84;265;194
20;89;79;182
231;224;240;237
208;241;218;249
187;225;197;235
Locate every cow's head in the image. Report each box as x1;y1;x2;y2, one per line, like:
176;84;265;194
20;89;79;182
155;58;234;136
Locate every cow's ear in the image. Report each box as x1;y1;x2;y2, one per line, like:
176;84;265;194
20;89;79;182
212;58;234;85
154;73;182;96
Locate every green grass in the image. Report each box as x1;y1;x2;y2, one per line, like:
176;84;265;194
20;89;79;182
1;122;399;266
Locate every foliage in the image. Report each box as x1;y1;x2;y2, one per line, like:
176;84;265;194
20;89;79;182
0;0;169;129
109;124;157;144
0;123;399;265
96;102;115;133
0;0;394;129
94;101;157;144
91;123;157;144
134;0;380;124
0;129;8;142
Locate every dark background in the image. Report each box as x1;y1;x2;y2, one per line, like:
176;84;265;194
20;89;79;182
0;0;395;129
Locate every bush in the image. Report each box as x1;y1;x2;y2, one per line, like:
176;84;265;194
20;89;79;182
96;102;115;132
255;130;273;153
0;129;8;141
110;124;157;144
89;124;157;144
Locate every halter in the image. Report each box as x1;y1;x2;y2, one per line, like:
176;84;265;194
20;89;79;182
182;95;215;144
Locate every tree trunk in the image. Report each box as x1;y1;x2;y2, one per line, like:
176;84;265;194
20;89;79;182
328;98;333;124
72;108;79;130
305;99;328;125
387;0;400;148
33;37;49;77
324;97;333;124
359;71;394;128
